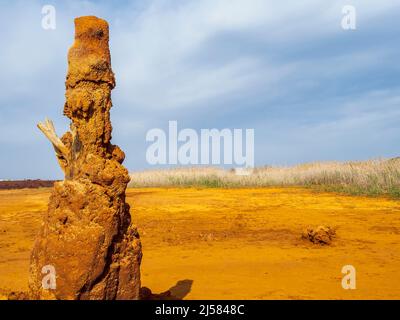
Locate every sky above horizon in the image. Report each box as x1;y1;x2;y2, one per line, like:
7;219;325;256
0;0;399;179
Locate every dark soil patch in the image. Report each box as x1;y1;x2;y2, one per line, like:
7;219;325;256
0;180;56;190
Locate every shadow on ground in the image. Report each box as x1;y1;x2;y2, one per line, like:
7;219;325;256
140;279;193;300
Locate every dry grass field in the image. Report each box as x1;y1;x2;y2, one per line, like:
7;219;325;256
1;186;400;299
130;158;400;198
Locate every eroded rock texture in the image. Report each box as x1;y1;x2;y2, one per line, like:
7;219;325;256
302;225;336;245
29;16;142;300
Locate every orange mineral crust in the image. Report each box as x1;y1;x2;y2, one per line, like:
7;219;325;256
29;16;142;300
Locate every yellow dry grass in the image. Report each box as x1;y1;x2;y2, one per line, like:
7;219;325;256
129;158;400;198
1;187;400;299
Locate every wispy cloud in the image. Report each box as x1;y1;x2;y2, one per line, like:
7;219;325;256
0;0;399;178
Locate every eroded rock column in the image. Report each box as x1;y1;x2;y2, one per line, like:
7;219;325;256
29;16;142;300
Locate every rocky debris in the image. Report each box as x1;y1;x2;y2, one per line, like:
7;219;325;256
7;291;29;300
302;225;336;245
29;16;142;300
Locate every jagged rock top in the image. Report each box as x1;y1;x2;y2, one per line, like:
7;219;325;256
66;16;115;88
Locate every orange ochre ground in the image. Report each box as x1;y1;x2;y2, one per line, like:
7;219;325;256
0;187;399;299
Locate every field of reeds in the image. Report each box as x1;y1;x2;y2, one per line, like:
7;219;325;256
129;158;400;198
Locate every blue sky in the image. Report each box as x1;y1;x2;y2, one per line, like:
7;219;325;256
0;0;399;179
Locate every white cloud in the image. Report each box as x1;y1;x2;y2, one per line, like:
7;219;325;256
0;0;399;177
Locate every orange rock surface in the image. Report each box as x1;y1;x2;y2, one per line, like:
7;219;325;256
29;16;141;300
2;187;399;300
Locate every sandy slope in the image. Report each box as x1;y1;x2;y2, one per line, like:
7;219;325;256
0;187;399;299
